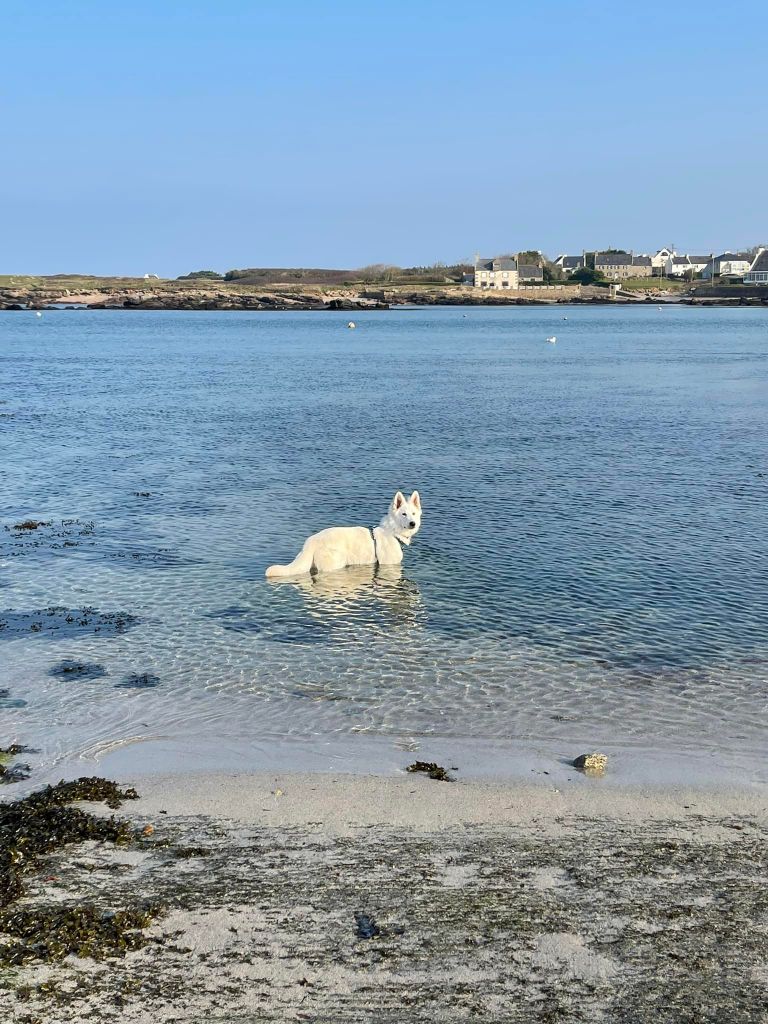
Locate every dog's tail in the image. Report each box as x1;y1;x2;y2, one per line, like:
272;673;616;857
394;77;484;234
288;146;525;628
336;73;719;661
265;547;314;578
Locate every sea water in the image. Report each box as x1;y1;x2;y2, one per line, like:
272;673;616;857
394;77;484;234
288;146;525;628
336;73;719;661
1;306;767;780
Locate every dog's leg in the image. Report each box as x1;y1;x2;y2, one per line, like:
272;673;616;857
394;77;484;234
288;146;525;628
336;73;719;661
312;546;348;574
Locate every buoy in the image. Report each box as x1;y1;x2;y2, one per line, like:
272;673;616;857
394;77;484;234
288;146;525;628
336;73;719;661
347;321;356;329
546;336;557;344
35;311;43;318
562;316;568;320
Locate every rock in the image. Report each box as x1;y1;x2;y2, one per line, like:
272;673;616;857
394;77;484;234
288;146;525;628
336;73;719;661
572;752;608;774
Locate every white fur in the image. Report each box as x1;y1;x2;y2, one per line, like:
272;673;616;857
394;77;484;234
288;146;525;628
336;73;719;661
265;491;421;578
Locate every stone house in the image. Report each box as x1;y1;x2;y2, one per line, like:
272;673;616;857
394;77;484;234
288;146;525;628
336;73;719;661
593;252;653;280
744;249;768;285
518;264;544;283
473;257;519;289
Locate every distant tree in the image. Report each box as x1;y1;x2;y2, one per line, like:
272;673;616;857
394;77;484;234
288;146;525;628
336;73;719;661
543;262;564;283
357;264;401;282
516;250;543;266
571;267;605;285
177;270;223;280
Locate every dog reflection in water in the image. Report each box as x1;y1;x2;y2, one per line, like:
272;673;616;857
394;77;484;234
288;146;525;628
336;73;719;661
267;562;423;629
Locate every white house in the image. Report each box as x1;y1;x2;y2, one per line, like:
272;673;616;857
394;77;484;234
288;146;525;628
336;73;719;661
701;253;752;281
552;255;585;276
744;248;768;285
651;247;675;270
665;254;711;277
473;256;519;290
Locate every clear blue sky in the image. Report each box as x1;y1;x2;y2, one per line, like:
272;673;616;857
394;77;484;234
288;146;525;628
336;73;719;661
3;1;766;276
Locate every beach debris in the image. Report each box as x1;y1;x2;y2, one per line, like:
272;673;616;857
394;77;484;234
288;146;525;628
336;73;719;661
354;912;380;939
114;672;161;689
406;761;454;782
572;752;608;775
11;520;51;531
49;659;108;681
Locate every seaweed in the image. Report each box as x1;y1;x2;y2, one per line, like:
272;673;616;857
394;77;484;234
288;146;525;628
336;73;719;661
11;521;51;531
0;778;138;912
406;761;454;782
0;763;32;785
0;904;163;965
114;672;161;689
49;660;108;682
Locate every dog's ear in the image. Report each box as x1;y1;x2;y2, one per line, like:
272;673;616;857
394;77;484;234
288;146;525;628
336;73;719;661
392;491;405;511
410;491;421;510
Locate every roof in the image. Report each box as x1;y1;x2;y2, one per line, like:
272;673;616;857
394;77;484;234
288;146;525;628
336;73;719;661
558;255;584;269
747;249;768;274
595;252;633;266
633;256;652;267
475;257;517;272
687;256;711;265
715;252;751;263
671;256;691;265
518;264;543;278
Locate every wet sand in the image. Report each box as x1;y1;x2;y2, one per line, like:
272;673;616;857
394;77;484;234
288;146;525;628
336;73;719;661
3;770;767;1022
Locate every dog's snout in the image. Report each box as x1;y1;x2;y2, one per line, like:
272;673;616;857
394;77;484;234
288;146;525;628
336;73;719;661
408;520;416;529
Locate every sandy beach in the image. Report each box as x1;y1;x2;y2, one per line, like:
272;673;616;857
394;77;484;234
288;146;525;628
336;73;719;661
3;767;767;1023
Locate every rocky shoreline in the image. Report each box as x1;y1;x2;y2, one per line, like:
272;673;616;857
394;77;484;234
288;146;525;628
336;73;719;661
3;279;768;312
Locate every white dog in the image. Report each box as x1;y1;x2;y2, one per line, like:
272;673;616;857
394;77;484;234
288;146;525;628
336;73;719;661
265;491;421;578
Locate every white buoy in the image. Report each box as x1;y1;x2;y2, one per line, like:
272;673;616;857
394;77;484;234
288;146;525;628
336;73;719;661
562;316;568;320
35;311;43;318
347;321;356;329
546;335;557;344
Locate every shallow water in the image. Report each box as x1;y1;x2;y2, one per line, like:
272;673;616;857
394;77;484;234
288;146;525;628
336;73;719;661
2;306;768;779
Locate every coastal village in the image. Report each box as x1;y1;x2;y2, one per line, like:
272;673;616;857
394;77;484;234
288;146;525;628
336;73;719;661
472;246;768;289
2;246;767;313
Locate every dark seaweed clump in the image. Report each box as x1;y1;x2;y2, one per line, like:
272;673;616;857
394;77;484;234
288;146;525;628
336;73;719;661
0;778;165;968
11;520;51;531
406;761;453;782
0;777;138;911
49;659;108;681
0;688;28;708
114;672;161;689
0;904;162;966
0;744;37;785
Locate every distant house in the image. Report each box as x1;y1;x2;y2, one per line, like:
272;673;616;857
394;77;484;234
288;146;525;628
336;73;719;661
701;252;752;281
744;248;768;285
651;247;675;271
518;264;544;283
473;257;519;290
666;254;711;278
553;255;585;276
593;252;653;280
